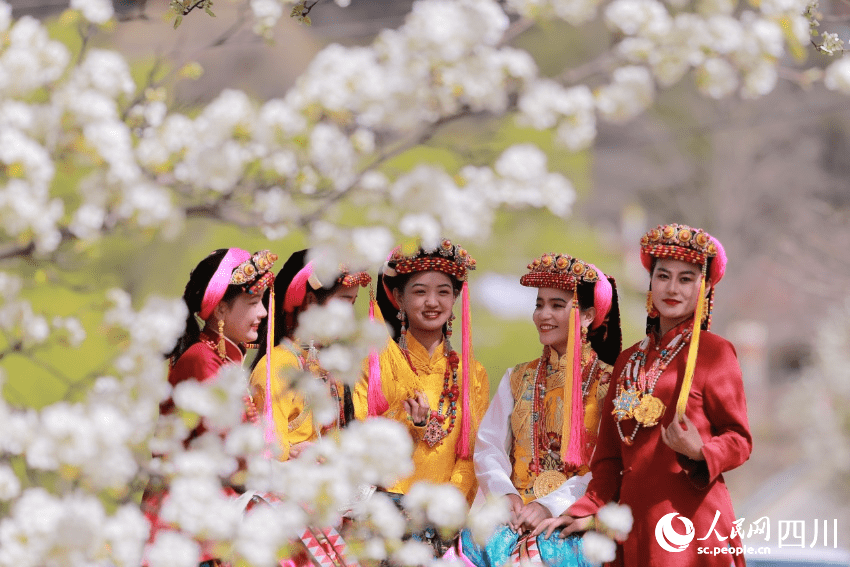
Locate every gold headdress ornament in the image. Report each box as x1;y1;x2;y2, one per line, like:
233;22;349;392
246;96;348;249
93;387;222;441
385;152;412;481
230;250;279;295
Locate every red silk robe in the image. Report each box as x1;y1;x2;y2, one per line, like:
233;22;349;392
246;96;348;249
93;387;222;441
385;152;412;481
569;323;752;567
142;328;245;564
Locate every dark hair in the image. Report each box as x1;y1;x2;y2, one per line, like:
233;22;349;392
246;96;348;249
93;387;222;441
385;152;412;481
250;248;354;424
576;277;622;366
376;267;463;343
166;249;245;363
250;249;348;370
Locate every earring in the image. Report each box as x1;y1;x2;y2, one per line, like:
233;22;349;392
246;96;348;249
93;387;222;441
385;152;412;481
398;308;408;352
444;313;455;353
701;294;711;325
306;339;319;371
217;319;227;361
580;324;588;344
646;290;659;318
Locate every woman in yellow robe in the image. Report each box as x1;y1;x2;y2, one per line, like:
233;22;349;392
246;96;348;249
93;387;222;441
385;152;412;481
359;240;489;507
249;249;370;460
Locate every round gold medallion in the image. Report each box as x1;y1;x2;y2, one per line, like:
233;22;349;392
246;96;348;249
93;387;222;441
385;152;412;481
532;470;567;499
633;394;665;427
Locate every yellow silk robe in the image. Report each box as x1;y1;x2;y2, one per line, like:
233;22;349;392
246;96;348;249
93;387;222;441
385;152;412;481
250;341;345;461
357;334;489;503
508;348;611;504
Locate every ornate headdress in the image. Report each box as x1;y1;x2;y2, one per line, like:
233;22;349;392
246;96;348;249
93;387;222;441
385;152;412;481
382;239;476;284
371;239;477;459
283;261;372;313
520;253;619;468
199;249;278;320
640;223;726;420
639;224;725;285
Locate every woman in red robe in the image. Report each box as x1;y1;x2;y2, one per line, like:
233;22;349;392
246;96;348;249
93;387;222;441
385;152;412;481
143;247;278;567
540;223;752;567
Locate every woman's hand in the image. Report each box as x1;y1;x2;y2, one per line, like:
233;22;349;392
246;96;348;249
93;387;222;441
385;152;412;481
243;395;259;423
506;494;524;532
403;391;430;426
289;441;314;459
661;413;705;461
533;514;594;539
515;501;552;533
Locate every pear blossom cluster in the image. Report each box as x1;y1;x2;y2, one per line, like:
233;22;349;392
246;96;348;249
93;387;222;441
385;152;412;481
0;0;848;563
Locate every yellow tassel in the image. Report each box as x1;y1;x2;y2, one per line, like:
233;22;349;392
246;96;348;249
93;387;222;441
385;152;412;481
561;301;578;459
676;274;706;421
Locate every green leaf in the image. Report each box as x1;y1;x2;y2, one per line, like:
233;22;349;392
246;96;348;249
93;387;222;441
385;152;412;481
173;14;183;28
205;6;215;16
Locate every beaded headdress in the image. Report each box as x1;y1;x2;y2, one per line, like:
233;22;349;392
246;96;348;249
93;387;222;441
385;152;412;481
640;223;727;420
284;261;372;313
382;239;476;285
520;253;618;468
639;224;726;285
371;239;477;459
199;249;278;320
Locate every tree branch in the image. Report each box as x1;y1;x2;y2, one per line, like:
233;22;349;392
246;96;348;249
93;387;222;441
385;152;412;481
498;17;534;47
300;109;475;225
557;50;615;85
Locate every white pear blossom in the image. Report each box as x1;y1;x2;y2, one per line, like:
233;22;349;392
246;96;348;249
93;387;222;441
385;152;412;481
0;0;10;31
605;0;671;37
466;495;511;545
825;58;850;95
596;66;655;122
403;482;469;532
296;298;358;344
819;32;844;56
146;530;201;567
103;505;150;567
696;57;739;99
582;530;617;563
391;540;435;565
0;17;70;96
71;0;114;23
0;465;20;501
597;502;634;536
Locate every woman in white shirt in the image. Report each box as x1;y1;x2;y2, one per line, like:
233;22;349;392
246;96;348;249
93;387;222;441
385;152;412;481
462;253;621;566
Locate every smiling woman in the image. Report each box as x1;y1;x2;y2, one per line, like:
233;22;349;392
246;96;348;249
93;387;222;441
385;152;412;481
358;240;490;555
463;252;622;566
560;224;753;567
142;248;278;566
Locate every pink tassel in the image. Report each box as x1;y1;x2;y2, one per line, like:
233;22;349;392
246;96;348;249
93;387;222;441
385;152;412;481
367;291;389;416
264;288;276;458
565;299;585;468
456;281;472;459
